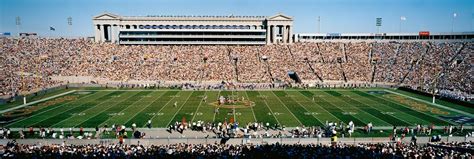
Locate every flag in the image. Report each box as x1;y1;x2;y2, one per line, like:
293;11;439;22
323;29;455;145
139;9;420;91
400;16;406;21
49;27;55;31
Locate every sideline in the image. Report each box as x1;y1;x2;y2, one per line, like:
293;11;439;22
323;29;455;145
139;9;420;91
0;90;76;114
385;90;473;118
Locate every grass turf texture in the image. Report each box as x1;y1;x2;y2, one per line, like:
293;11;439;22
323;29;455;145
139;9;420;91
2;88;473;128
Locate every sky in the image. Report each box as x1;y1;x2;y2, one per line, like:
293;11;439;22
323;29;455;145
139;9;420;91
0;0;473;37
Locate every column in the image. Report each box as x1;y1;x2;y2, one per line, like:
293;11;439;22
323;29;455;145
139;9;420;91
288;25;293;43
94;25;100;43
272;25;277;44
266;25;271;44
282;25;287;44
111;25;117;43
99;25;104;43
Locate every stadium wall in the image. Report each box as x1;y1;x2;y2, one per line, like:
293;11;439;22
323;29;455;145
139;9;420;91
1;136;471;146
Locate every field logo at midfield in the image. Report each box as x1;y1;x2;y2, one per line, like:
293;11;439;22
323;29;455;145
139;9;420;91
385;94;449;115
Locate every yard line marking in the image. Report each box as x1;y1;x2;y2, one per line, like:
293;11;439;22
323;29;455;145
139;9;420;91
333;93;394;126
148;91;181;126
269;91;303;126
346;91;425;126
243;91;257;122
324;91;396;126
6;91;107;127
286;92;324;126
191;91;208;122
115;91;167;127
295;91;339;121
316;91;367;125
26;91;115;127
385;90;473;117
232;91;236;122
256;91;281;126
362;90;455;126
0;90;76;114
71;91;144;127
212;91;221;122
51;91;137;127
166;92;194;126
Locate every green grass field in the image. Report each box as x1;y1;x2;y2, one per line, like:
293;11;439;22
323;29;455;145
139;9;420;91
2;88;473;128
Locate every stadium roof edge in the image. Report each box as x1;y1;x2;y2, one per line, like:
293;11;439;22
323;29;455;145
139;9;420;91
92;13;294;20
297;32;474;36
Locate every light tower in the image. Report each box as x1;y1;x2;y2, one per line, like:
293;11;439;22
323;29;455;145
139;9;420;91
67;17;72;36
15;16;21;36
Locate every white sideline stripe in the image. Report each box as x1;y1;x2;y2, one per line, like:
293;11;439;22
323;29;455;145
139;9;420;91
385;90;473;118
0;90;76;114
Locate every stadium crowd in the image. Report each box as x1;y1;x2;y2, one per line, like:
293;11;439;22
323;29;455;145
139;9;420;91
1;140;472;158
1;38;472;101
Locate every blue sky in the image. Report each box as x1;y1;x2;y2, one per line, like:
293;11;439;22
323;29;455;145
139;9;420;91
0;0;473;37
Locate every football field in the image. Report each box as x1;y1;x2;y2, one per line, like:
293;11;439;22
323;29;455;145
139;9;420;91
4;88;473;128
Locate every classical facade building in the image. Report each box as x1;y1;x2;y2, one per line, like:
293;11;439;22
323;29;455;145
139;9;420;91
93;13;293;45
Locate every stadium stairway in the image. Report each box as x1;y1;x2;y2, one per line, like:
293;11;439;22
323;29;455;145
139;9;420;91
399;43;430;84
380;43;401;83
448;43;466;63
316;43;326;63
369;43;376;83
339;43;348;82
338;62;348;82
197;60;205;83
342;43;348;62
286;45;295;59
233;58;239;82
428;42;467;91
304;59;324;82
263;60;274;82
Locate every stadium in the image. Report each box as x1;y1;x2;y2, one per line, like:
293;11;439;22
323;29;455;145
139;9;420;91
1;0;474;158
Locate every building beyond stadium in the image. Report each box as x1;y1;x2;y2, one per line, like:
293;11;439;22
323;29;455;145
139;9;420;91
93;13;293;45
